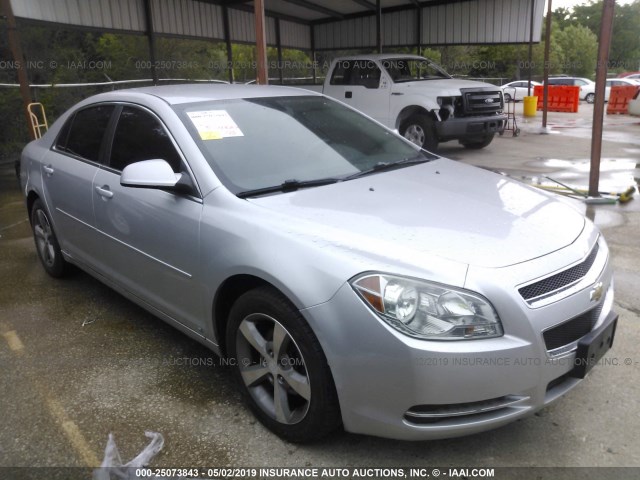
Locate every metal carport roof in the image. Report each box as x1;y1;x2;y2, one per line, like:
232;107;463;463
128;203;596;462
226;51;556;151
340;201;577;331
8;0;545;51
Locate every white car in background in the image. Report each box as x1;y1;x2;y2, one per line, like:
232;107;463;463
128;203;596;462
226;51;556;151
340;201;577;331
547;77;596;103
604;78;640;102
628;89;640;115
500;80;542;102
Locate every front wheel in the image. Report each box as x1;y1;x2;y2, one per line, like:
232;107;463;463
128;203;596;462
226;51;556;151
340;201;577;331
226;287;341;442
460;133;496;150
585;93;595;104
31;199;68;277
400;115;438;152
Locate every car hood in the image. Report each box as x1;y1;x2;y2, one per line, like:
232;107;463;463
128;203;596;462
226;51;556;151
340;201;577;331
247;159;585;269
392;79;500;97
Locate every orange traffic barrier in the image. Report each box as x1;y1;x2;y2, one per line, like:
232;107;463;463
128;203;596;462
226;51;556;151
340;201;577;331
533;85;580;113
607;85;640;115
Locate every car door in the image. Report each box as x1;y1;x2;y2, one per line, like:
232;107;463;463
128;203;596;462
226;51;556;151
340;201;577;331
92;104;205;334
40;104;115;264
350;60;391;126
324;60;390;125
324;60;359;109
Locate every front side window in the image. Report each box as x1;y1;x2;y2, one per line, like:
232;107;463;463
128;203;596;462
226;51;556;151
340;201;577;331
55;105;115;163
175;96;433;194
109;106;182;172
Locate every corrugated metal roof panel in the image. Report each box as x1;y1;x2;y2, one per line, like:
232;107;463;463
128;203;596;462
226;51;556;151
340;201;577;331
11;0;146;31
383;10;417;47
280;20;312;49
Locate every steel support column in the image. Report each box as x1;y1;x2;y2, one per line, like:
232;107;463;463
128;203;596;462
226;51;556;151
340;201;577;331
275;18;283;84
254;0;269;85
527;0;535;95
143;0;158;85
376;0;382;54
222;5;234;84
589;0;616;197
310;25;317;84
416;5;422;56
541;0;552;129
0;0;35;139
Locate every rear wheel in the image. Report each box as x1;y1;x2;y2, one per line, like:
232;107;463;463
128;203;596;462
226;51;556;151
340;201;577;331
461;133;495;150
400;115;438;152
31;199;68;277
226;286;341;442
503;92;512;103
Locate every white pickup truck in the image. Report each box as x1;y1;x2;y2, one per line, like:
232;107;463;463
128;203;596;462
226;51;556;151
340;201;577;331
319;54;507;151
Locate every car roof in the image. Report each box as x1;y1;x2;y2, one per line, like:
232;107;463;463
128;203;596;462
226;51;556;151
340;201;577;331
83;83;321;106
548;76;591;81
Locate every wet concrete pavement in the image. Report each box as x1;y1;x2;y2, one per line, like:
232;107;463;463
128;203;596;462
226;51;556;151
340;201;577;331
1;103;639;477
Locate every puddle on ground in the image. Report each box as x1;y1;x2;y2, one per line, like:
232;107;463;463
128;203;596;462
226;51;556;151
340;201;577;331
523;158;640;194
584;206;626;229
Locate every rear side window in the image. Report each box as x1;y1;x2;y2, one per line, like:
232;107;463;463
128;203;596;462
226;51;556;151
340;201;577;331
109;106;182;172
330;60;353;85
549;78;570;86
56;105;115;162
330;60;381;88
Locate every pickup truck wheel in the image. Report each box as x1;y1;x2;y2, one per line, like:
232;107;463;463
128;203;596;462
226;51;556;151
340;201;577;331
226;286;341;443
461;133;495;150
400;115;438;152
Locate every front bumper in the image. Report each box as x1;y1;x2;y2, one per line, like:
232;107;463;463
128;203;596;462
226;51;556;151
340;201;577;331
301;237;615;441
435;114;507;142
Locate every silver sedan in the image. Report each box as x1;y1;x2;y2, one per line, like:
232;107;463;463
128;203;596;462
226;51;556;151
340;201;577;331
20;84;617;442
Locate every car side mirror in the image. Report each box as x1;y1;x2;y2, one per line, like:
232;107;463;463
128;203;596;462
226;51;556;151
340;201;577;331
120;159;182;189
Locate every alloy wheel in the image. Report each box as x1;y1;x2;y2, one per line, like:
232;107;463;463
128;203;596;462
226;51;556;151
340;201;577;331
236;313;311;425
33;209;57;268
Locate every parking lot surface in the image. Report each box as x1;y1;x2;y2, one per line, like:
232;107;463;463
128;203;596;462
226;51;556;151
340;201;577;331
1;103;639;478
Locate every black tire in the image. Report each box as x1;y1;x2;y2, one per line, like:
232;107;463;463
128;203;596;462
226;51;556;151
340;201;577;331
461;133;496;150
30;199;68;277
585;93;595;104
503;92;512;103
226;286;341;442
400;114;438;152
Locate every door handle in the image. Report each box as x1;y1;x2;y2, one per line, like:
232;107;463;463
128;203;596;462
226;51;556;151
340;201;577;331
95;185;114;199
345;91;353;99
43;165;54;176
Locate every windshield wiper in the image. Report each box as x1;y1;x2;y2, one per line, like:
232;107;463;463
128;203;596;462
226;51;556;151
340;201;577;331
342;154;435;181
237;177;340;198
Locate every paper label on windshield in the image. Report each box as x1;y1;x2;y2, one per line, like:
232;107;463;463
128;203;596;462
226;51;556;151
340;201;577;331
187;110;244;140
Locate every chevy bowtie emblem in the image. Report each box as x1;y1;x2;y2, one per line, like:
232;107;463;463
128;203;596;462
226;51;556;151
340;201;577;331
590;282;604;302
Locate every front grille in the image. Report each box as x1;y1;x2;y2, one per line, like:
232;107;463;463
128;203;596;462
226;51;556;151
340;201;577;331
543;302;603;351
519;242;599;302
461;88;503;115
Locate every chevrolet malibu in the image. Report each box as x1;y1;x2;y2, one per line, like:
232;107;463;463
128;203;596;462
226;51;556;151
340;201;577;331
20;84;617;442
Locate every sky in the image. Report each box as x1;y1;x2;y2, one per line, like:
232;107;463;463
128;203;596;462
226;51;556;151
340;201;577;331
548;0;636;10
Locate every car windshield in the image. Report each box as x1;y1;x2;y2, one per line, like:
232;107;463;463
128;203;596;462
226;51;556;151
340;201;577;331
381;58;450;82
175;95;435;195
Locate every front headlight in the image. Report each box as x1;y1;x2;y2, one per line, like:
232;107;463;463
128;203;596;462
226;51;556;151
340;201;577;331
351;273;503;340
